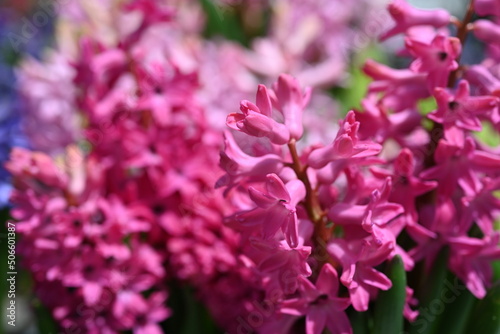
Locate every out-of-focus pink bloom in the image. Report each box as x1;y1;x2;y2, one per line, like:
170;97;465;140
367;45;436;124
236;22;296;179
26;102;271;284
472;20;500;46
17;52;79;154
464;65;500;100
404;287;419;322
474;0;500;17
380;0;451;41
244;0;384;88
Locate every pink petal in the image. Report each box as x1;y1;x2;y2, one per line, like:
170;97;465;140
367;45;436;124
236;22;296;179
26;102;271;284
306;309;327;334
316;264;340;297
266;174;291;202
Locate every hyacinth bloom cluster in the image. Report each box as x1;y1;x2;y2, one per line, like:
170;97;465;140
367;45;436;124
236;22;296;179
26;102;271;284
7;1;264;332
4;0;395;332
4;0;500;334
217;1;500;333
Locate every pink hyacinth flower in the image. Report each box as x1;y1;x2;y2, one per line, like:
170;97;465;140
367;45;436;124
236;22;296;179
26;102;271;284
448;233;500;298
429;80;498;145
472;20;500;46
363;60;429;112
421;137;500;197
230;173;306;248
308;111;382;169
464;65;500;100
406;34;461;89
273;74;312;140
227;85;290;145
257;240;312;296
216;131;283;189
474;0;500;17
328;239;393;311
380;0;451;41
460;177;500;236
371;148;437;226
280;264;352;334
361;178;405;246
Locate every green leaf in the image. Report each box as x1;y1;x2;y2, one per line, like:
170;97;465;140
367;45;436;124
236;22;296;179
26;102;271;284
417;97;437;116
408;248;449;334
163;282;223;334
464;280;500;334
350;309;370;334
373;255;407;334
33;299;59;334
433;273;476;334
198;0;247;45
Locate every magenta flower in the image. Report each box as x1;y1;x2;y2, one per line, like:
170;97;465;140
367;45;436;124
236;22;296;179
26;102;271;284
113;290;170;334
420;137;500;197
273;74;312;140
460;177;500;236
257;240;313;296
363;59;429;112
380;0;451;41
429;80;498;145
472;20;500;45
474;0;500;17
280;264;352;334
464;65;500;102
61;250;110;306
308;111;382;169
327;178;404;247
448;233;500;298
371;149;437;226
403;287;419;321
229;173;305;248
227;84;290;144
216;131;283;189
360;179;405;246
328;239;393;311
406;34;461;89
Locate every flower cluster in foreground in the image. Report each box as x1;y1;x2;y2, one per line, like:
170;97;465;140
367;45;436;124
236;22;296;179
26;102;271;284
7;0;388;332
217;1;500;333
